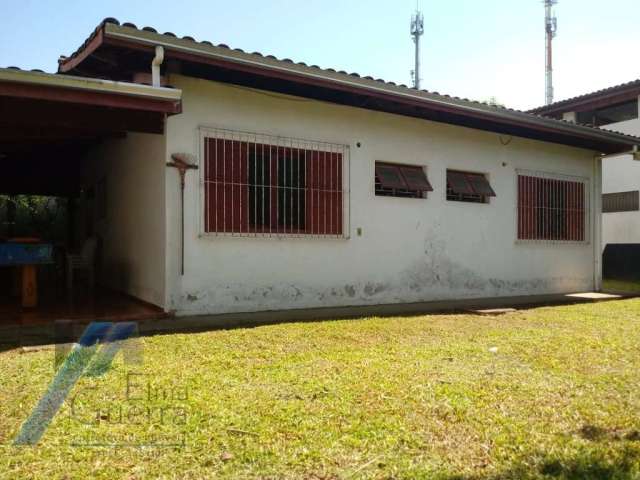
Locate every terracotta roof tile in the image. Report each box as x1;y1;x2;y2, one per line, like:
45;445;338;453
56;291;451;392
529;79;640;114
54;18;640;145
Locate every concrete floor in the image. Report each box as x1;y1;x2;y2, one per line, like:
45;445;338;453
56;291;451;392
0;288;166;326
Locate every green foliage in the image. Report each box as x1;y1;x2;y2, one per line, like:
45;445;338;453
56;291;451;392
0;195;67;242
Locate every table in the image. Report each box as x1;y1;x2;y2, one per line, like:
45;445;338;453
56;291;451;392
0;242;54;308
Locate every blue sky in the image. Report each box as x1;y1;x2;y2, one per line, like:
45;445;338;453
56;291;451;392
0;0;637;110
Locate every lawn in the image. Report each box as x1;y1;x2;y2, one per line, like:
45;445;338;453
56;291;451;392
2;299;640;479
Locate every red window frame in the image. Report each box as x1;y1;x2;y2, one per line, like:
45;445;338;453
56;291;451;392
203;135;345;236
517;174;587;242
465;173;496;197
374;162;432;198
446;170;496;204
399;165;434;192
375;164;409;190
447;170;476;196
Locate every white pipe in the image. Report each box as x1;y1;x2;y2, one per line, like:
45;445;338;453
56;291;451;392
151;45;164;87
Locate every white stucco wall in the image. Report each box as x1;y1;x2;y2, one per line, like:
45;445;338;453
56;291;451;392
600;104;640;247
165;75;599;316
81;133;167;307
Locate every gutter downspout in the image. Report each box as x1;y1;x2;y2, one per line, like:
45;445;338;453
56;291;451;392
593;154;603;291
151;45;164;87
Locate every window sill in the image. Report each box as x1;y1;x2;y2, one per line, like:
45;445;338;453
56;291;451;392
445;199;491;206
199;232;349;240
515;239;590;246
373;194;427;201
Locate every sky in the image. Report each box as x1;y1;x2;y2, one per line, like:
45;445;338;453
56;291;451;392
0;0;637;110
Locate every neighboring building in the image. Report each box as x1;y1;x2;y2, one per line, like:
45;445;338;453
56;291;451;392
530;80;640;279
2;18;639;319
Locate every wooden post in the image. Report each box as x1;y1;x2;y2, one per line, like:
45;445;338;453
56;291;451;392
21;265;37;308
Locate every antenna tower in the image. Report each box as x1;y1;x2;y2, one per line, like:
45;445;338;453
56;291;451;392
410;7;424;89
545;0;558;105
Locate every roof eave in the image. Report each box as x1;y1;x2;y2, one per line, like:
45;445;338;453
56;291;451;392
59;21;639;154
529;82;640;116
0;67;182;114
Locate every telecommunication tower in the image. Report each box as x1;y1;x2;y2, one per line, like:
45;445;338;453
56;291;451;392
410;8;424;89
544;0;558;105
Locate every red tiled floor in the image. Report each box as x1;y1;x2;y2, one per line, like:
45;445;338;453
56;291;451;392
0;288;168;326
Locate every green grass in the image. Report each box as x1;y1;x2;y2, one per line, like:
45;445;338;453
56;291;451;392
603;278;640;294
2;299;640;479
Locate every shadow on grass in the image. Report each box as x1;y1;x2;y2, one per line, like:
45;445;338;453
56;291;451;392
446;444;640;480
2;294;640;354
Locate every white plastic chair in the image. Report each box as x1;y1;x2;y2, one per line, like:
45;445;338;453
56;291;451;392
66;237;97;291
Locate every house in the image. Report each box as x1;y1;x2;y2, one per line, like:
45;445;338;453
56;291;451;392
1;18;639;322
530;80;640;280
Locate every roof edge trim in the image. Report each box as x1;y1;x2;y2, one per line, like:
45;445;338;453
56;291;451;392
0;68;182;102
529;81;640;115
104;25;638;148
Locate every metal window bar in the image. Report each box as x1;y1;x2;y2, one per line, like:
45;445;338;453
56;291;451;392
204;136;209;234
374;162;433;199
445;170;490;203
374;163;428;199
200;127;349;238
374;176;425;198
602;191;640;213
516;170;589;243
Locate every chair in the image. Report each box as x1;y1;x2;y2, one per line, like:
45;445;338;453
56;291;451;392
66;237;97;291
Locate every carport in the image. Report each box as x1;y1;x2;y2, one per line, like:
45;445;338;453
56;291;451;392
0;67;181;325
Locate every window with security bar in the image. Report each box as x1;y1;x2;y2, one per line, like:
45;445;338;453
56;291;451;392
446;170;496;203
517;172;588;242
202;129;348;237
602;191;639;213
374;162;433;198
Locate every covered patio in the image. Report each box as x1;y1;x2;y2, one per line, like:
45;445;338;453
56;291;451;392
0;289;165;326
0;67;181;325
